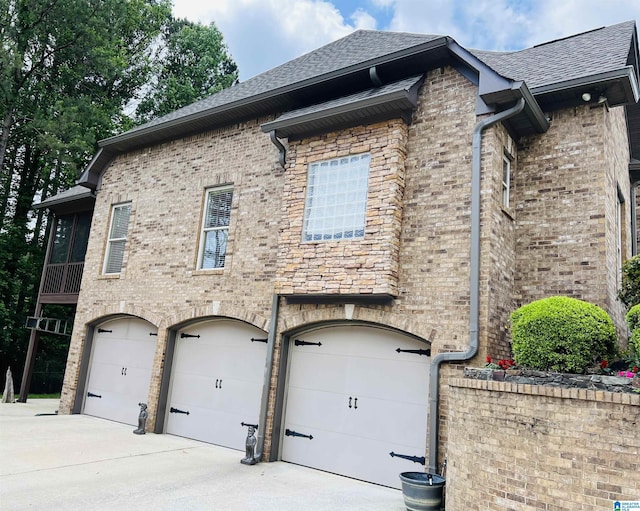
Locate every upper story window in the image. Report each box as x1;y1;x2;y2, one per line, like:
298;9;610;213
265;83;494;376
502;152;511;209
198;186;233;269
50;212;92;264
103;203;131;275
303;153;370;242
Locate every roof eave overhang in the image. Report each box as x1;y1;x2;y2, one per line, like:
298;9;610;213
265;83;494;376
531;66;640;107
34;187;96;214
260;76;424;139
99;37;451;153
447;41;549;134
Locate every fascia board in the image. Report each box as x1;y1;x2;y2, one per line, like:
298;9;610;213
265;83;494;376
99;37;450;150
531;67;639;104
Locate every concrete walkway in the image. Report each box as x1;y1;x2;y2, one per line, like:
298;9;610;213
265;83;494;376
0;400;405;510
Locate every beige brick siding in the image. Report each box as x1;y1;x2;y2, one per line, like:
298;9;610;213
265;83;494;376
447;377;640;510
59;61;635;486
60;118;283;418
514;105;630;337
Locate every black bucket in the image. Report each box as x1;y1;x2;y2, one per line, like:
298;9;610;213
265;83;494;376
399;472;445;511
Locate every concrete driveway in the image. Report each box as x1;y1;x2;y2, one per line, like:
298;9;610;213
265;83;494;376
0;400;405;510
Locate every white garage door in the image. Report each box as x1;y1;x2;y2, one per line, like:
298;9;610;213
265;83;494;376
165;320;268;450
282;325;430;489
83;317;157;425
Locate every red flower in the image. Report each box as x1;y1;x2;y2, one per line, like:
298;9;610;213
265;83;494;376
633;366;639;373
498;359;515;370
600;360;608;369
486;356;492;364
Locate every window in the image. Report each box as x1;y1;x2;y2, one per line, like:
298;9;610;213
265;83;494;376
198;186;233;269
502;152;511;209
103;203;131;274
303;153;370;242
50;212;92;264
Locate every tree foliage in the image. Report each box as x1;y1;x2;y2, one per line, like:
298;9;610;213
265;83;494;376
510;296;617;374
0;0;172;387
135;19;238;123
618;255;640;308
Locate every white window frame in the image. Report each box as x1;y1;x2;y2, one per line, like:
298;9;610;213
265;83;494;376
103;203;132;275
502;152;511;209
197;186;233;270
302;153;370;242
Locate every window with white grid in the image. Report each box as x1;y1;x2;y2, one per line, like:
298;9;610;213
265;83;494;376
103;203;131;274
198;186;233;269
303;153;370;242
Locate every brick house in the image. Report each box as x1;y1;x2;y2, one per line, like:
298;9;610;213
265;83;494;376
27;21;639;489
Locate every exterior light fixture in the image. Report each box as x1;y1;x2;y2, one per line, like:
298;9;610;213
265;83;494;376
581;92;591;102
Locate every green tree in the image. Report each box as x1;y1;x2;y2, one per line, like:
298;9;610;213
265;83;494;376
0;0;172;387
618;255;640;308
135;19;238;123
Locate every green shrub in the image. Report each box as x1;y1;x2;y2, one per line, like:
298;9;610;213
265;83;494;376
510;296;617;373
625;304;640;355
618;255;640;307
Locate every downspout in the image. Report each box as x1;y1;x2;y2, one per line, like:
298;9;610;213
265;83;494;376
427;97;526;473
254;293;280;461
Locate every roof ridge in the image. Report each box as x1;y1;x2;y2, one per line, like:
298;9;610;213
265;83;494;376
532;20;635;48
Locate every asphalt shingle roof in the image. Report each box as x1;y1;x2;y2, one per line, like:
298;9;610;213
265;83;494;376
470;20;636;89
120;30;443;138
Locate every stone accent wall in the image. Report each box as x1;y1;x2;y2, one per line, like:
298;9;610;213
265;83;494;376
446;377;640;510
514;104;630;339
274;120;408;296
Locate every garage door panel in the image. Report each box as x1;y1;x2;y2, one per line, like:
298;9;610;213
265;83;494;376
169;372;216;408
287;351;348;392
83;318;157;426
347;356;429;403
165;320;267;450
282;325;430;489
350;396;427;447
167;404;249;450
285;387;349;433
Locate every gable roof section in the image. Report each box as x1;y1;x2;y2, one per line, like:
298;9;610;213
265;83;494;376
471;21;639;108
100;30;447;153
77;20;640;190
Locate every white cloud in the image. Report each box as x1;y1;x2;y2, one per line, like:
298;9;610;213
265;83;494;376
172;0;640;80
174;0;369;80
385;0;640;50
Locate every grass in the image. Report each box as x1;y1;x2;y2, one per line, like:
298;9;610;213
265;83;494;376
0;393;60;399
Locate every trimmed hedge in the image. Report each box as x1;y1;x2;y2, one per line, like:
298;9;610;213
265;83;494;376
510;296;617;373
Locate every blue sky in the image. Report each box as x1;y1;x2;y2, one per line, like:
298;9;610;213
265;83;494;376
172;0;640;81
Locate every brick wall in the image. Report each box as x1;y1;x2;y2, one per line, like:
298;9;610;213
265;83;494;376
446;377;640;510
514;104;630;338
60;118;283;417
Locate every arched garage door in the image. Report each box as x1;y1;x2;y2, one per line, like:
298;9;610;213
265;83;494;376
281;325;430;488
83;317;157;425
165;319;268;450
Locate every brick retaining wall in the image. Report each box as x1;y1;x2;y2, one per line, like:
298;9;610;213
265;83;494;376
446;376;640;510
